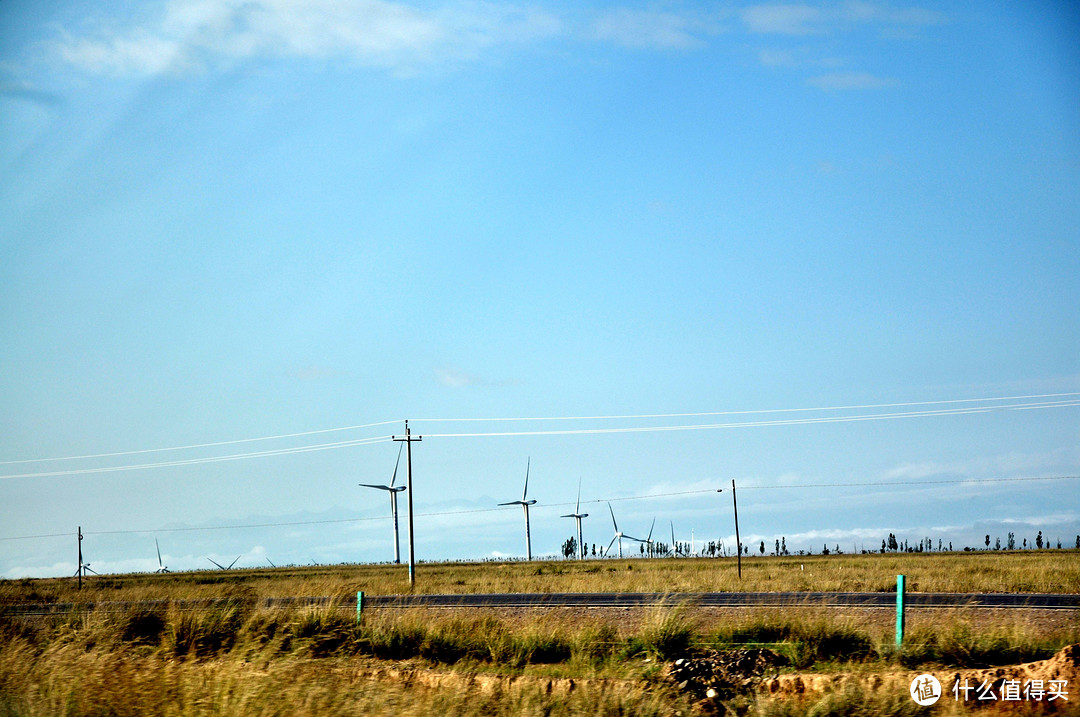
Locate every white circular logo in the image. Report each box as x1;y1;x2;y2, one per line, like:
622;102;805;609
910;674;942;705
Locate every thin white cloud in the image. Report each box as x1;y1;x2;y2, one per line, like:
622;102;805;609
741;4;824;36
435;367;484;388
741;1;944;36
52;0;561;76
592;8;721;49
807;71;895;90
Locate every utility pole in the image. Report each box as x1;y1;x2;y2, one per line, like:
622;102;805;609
77;526;83;589
731;480;742;579
393;421;422;587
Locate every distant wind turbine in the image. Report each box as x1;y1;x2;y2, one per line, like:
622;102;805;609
499;458;537;560
641;517;656;557
73;561;98;577
154;539;169;573
207;555;241;570
560;477;589;559
359;443;407;563
605;503;641;559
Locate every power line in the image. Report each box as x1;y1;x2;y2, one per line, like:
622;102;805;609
410;392;1080;423
0;435;393;481
0;419;401;465
419;400;1080;438
2;475;1073;542
7;392;1076;468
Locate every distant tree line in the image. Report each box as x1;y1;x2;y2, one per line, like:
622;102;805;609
557;532;1080;559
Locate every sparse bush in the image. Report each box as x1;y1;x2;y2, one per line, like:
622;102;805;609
120;604;167;645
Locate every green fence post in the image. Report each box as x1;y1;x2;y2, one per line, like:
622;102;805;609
895;575;905;648
356;591;364;622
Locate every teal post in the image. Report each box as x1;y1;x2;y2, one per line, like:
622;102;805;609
895;575;905;647
356;591;364;622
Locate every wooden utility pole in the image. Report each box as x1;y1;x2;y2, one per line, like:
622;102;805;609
731;480;742;579
393;421;422;587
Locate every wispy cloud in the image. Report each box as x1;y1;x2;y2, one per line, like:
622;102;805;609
434;366;522;388
591;8;722;49
741;1;944;36
741;4;825;36
807;71;895;90
435;367;484;388
52;0;561;76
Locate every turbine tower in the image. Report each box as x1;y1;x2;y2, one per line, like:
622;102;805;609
499;458;537;560
155;539;169;573
560;477;589;559
359;444;408;563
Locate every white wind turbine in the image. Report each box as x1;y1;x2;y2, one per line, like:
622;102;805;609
605;503;642;558
560;477;589;559
499;458;537;560
154;539;169;573
641;517;656;557
359;444;407;563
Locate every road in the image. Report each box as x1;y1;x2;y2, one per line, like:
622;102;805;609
4;591;1078;615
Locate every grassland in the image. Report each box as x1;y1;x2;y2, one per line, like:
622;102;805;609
4;550;1078;606
2;551;1078;716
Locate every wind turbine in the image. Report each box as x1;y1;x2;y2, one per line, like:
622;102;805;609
154;539;169;573
359;443;407;563
641;517;656;558
73;561;98;578
499;458;537;560
207;555;241;570
605;503;641;559
560;477;589;559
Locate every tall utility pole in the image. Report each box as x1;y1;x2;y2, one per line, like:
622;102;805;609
77;526;83;589
393;421;422;587
731;480;742;579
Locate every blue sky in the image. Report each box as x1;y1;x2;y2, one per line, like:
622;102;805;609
1;1;1078;578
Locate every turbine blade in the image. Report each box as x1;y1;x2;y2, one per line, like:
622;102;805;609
359;483;392;491
670;521;675;547
606;536;618;554
647;517;655;542
522;457;530;501
575;477;581;513
207;557;226;570
390;443;404;488
156;539;163;567
267;558;276;568
84;566;98;575
608;502;618;532
227;555;241;570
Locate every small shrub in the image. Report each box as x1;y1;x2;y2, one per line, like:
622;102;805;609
120;604;166;645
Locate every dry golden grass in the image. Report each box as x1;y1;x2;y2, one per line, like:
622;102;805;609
3;550;1078;606
2;552;1077;716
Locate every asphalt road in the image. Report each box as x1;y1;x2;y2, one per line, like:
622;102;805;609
4;591;1078;615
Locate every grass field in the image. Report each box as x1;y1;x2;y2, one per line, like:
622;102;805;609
4;550;1078;605
2;551;1078;715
